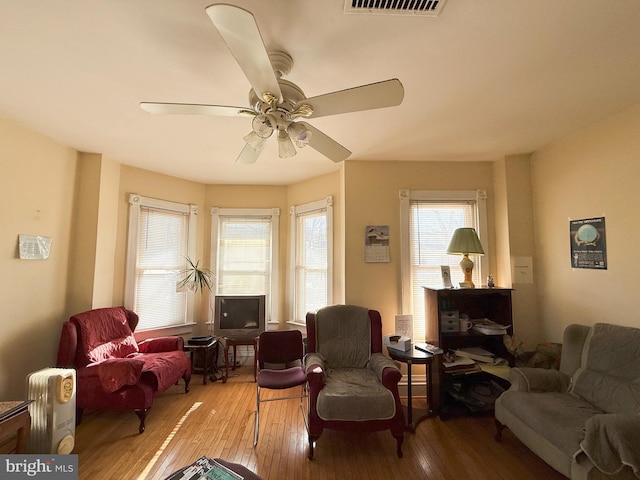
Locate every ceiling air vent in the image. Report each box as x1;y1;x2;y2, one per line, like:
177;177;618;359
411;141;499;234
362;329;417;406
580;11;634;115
344;0;448;17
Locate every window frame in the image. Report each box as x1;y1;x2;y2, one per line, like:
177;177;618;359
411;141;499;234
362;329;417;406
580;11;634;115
124;193;197;338
210;207;280;326
399;189;488;341
289;196;334;326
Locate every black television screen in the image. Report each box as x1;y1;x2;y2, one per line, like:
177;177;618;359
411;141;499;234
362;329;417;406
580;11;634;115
213;295;266;339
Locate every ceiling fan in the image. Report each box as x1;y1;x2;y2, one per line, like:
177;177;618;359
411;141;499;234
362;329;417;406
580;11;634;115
140;3;404;164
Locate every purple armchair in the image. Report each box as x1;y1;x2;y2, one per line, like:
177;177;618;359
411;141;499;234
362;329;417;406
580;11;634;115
305;305;405;459
56;306;191;433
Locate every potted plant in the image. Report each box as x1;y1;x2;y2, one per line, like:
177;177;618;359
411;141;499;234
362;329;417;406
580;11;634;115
177;256;215;337
177;256;214;293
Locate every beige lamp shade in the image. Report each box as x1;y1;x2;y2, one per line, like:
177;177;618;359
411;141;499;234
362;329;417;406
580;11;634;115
447;228;484;287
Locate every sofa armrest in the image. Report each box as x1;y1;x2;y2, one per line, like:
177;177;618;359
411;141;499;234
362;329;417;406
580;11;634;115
56;321;78;368
508;367;570;393
304;353;326;390
579;413;640;477
368;352;402;387
138;336;184;353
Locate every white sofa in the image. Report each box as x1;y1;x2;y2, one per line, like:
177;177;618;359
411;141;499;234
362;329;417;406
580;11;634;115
495;323;640;480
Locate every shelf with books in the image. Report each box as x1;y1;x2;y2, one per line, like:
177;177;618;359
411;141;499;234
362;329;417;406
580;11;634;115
424;286;514;419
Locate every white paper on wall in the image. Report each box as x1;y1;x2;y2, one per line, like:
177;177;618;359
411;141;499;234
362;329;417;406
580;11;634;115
18;234;52;260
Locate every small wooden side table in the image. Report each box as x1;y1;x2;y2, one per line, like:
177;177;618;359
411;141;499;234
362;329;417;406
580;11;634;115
0;400;32;453
223;337;258;383
184;338;219;384
387;347;438;432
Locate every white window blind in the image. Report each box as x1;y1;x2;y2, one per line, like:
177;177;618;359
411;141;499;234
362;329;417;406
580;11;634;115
125;194;197;332
400;190;487;342
290;197;334;323
217;216;272;294
211;208;280;323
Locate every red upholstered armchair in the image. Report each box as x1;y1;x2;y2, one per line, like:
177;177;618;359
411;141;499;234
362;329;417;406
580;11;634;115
56;306;191;433
305;305;405;459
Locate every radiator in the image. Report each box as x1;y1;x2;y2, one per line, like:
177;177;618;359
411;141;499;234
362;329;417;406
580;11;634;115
25;368;76;454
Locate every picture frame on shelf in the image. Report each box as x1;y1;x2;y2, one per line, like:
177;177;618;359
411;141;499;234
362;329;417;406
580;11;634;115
441;265;452;288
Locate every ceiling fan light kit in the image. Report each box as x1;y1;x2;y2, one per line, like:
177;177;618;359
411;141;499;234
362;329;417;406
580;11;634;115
140;3;405;164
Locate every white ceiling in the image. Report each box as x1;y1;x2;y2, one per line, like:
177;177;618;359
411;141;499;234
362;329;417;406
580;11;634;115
1;1;639;185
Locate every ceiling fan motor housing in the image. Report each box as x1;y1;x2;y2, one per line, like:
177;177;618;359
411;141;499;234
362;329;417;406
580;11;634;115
248;79;306;117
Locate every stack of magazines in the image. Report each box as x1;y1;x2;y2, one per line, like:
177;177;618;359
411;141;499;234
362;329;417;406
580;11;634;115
165;457;243;480
472;318;510;335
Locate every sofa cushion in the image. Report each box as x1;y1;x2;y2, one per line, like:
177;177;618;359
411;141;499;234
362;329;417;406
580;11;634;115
499;390;604;458
315;305;371;369
571;323;640;415
73;307;139;364
130;351;191;393
97;357;145;393
316;368;396;421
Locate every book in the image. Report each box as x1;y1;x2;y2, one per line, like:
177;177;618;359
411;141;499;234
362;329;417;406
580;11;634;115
479;364;511;381
166;457;243;480
445;363;482;375
454;347;496;364
442;356;476;370
472;318;510;335
201;460;243;480
415;342;443;354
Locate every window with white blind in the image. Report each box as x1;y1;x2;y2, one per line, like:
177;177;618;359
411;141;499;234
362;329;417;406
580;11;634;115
400;190;488;342
124;194;197;333
290;197;333;324
210;208;279;323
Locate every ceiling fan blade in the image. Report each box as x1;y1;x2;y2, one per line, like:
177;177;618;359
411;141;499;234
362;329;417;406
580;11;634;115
236;143;261;164
140;102;252;117
301;79;404;119
206;4;281;102
297;122;351;163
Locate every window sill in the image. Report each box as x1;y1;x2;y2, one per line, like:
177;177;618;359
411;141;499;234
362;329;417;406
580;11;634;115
134;323;196;341
286;320;306;328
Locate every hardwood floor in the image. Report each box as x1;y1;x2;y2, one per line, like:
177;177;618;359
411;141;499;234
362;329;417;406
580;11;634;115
73;366;565;480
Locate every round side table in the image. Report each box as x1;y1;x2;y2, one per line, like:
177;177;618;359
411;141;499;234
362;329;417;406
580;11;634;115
387;346;438;431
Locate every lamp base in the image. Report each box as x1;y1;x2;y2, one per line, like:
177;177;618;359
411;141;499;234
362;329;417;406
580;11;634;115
459;254;475;288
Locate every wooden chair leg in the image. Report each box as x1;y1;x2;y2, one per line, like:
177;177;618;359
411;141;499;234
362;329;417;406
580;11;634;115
135;408;149;434
394;433;404;458
183;375;191;393
308;435;318;460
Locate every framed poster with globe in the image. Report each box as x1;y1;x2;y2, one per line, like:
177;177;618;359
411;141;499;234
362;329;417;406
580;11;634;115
569;217;607;269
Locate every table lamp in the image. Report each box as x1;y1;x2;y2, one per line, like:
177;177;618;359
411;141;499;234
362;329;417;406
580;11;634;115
447;227;484;288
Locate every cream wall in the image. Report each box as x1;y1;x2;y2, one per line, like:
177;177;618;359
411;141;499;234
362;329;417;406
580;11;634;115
531;103;640;342
342;160;498;338
0;118;78;399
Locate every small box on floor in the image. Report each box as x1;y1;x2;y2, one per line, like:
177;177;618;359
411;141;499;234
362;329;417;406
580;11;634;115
384;334;412;351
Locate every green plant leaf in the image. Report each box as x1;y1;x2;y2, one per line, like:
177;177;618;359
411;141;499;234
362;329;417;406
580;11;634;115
177;256;214;292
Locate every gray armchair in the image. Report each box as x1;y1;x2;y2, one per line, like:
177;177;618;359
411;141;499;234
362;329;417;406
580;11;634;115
304;305;405;460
